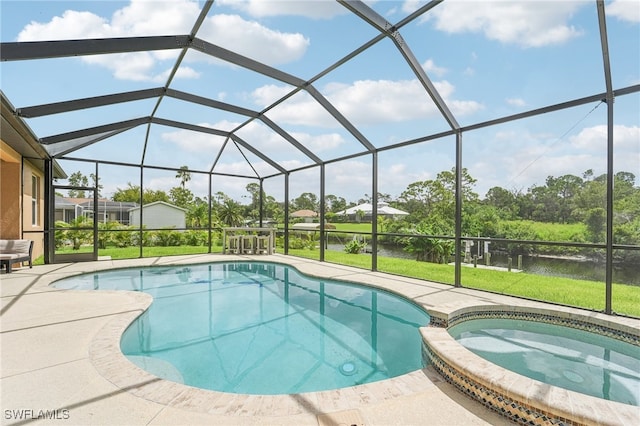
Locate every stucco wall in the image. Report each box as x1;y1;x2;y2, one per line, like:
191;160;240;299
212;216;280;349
1;141;21;239
21;159;45;260
0;141;46;261
0;159;21;239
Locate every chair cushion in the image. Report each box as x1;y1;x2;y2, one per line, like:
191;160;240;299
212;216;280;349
0;254;21;260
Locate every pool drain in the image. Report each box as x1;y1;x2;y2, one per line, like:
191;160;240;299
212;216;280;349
339;361;357;376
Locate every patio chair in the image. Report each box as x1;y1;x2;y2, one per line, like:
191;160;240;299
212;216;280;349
241;235;254;254
255;235;271;255
226;235;241;254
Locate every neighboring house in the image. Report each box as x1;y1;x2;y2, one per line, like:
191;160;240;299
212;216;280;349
54;197;78;223
336;202;409;221
1;92;66;262
83;199;139;225
290;209;318;223
54;197;138;225
128;201;187;229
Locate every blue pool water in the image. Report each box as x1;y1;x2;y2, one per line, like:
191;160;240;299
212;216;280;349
53;262;430;394
448;318;640;406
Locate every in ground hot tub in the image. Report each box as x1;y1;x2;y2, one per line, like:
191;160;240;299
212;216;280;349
421;304;640;426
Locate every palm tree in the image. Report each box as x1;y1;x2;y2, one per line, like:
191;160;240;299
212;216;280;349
66;216;93;250
175;166;191;189
187;199;209;228
218;199;244;227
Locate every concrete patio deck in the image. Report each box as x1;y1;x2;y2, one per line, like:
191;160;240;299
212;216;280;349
1;253;637;425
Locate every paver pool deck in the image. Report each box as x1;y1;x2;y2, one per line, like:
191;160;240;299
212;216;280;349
1;253;638;426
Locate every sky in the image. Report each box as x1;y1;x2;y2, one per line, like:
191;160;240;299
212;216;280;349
1;0;639;203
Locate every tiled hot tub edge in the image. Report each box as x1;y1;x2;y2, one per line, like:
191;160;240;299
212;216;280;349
421;305;640;426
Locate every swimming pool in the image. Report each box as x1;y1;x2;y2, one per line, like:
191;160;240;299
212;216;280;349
53;261;430;394
448;317;640;406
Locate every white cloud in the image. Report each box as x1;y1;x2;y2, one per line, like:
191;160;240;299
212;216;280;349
160;122;228;152
423;1;585;47
422;58;447;77
110;0;200;35
16;0;309;80
467;123;640;196
243;125;348;165
235;120;345;156
217;0;346;19
257;79;483;128
17;1;198;82
172;66;201;80
325;160;372;191
607;0;640;23
197;14;309;66
251;84;292;106
18;10;115;40
463;67;475;76
18;1;199;40
402;1;424;15
214;160;276;176
82;51;200;82
571;124;640;152
161;118;346;161
506;98;527;107
291;132;345;152
261;89;334;127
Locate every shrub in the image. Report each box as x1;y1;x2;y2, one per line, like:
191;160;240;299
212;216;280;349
154;230;183;246
183;230;207;246
113;230;133;248
344;239;365;254
288;236;315;250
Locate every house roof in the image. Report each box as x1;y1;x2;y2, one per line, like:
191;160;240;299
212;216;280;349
290;209;318;218
128;201;187;212
1;92;66;178
337;202;408;216
291;223;336;231
55;197;139;210
54;196;78;208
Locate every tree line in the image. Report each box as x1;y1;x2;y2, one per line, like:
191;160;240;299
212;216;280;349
61;166;639;254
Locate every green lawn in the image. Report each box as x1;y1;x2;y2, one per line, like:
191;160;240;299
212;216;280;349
288;248;640;317
502;220;588;242
330;223;372;233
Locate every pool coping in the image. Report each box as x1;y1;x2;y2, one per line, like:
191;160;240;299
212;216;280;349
422;303;640;426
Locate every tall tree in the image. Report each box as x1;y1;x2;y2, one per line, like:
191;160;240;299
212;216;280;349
169;186;194;208
169;166;194;208
263;195;282;222
245;182;263;220
175;166;191;189
112;183;169;204
291;192;318;211
218;199;244;227
67;171;89;198
187;196;210;228
66;171;102;197
324;194;347;213
90;173;103;197
398;167;478;226
484;186;517;219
